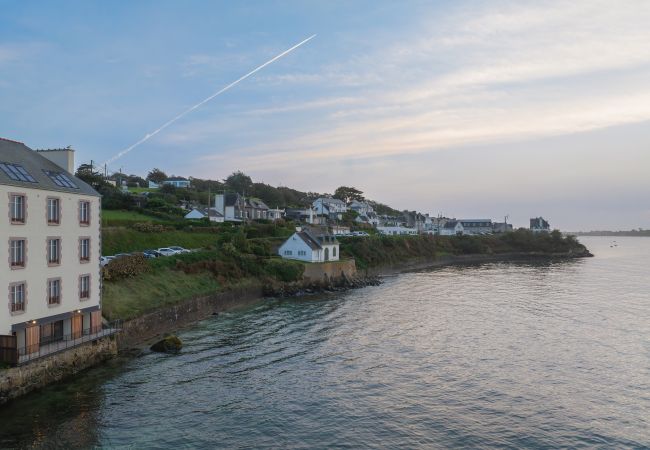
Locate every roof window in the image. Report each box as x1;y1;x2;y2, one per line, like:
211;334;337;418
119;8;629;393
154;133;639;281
43;170;78;189
0;162;37;183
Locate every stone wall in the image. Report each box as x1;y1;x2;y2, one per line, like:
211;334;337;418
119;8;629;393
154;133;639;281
117;284;264;350
301;259;357;283
0;337;117;405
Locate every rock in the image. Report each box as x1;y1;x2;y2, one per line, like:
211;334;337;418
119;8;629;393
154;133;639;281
150;335;183;353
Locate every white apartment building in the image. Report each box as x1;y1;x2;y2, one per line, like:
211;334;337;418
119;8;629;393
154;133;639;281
0;138;103;364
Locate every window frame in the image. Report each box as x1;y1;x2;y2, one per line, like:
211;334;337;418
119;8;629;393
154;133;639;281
9;193;27;224
9;281;27;314
79;200;91;226
47;278;62;306
79;274;91;300
79;237;91;263
46;197;61;225
47;237;61;266
9;238;26;269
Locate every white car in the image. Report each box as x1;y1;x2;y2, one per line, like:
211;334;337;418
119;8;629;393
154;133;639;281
157;247;179;256
169;246;191;254
100;256;115;267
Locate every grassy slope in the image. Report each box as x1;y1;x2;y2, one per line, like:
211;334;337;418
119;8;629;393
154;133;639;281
102;229;217;254
102;270;221;321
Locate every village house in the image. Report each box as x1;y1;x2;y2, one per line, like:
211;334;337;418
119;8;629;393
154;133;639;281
148;176;191;189
312;197;347;220
377;225;418;236
440;221;465;236
530;217;551;233
267;208;285;221
459;219;493;235
284;207;323;225
245;198;269;220
278;226;340;263
214;193;246;222
0;139;106;365
330;225;351;236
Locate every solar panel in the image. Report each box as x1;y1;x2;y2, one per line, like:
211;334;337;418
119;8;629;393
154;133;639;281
0;162;38;183
43;170;79;189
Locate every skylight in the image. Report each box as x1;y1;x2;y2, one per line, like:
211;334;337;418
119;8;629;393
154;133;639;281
0;162;37;183
43;170;78;189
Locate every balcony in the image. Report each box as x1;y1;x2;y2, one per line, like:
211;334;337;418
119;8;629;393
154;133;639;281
15;322;121;365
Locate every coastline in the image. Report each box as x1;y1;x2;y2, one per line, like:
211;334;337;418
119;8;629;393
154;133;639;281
0;249;590;405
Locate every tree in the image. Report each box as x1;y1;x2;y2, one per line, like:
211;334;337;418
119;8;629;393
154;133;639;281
225;171;253;195
75;163;104;188
333;186;364;204
147;168;167;183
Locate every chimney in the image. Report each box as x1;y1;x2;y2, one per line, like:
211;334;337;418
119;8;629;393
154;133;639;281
36;147;75;174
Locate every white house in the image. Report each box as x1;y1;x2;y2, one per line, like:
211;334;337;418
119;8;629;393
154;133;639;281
377;226;418;236
440;221;465;236
0;139;105;365
278;227;340;263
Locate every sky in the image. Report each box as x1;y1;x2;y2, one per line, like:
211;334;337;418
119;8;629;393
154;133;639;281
1;0;649;230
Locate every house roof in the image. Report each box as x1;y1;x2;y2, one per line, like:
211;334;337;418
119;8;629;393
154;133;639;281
315;197;346;206
0;137;99;197
166;177;189;182
224;192;245;207
247;197;269;209
444;221;460;228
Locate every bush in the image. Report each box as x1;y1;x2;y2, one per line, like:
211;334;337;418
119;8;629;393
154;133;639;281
263;258;305;282
132;222;166;233
103;254;150;280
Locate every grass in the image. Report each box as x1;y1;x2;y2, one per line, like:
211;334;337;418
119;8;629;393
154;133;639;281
102;269;221;321
102;228;218;254
102;209;165;226
127;187;157;193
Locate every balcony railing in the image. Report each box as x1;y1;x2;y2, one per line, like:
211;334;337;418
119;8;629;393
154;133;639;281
10;302;25;312
47;296;60;305
13;321;122;365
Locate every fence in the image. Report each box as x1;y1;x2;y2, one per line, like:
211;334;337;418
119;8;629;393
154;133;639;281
0;320;122;366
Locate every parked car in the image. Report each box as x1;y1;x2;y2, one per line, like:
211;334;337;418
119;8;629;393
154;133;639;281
114;253;132;259
142;249;161;258
352;231;370;237
157;247;179;256
100;256;115;267
169;246;191;254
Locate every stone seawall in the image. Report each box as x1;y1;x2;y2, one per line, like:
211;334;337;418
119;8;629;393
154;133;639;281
301;259;357;283
0;337;117;405
117;284;264;350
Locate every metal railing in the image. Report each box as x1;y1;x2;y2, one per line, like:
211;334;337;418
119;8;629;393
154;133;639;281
14;320;122;365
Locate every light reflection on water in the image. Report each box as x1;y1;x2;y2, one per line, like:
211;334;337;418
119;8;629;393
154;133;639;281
1;236;649;448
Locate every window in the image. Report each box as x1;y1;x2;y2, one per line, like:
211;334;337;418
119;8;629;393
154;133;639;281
10;239;26;268
284;250;293;256
333;247;337;257
79;201;90;225
43;170;78;189
79;238;90;262
47;198;60;224
47;238;60;265
298;250;307;256
10;283;26;312
0;162;37;182
47;279;61;305
10;194;26;223
79;275;90;300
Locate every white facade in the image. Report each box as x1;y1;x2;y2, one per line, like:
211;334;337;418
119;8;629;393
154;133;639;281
267;208;285;221
440;222;465;236
312;197;347;217
278;231;340;263
377;226;418;236
0;185;103;354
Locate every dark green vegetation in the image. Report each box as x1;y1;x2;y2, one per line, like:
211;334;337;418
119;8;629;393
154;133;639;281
340;229;591;269
571;229;650;237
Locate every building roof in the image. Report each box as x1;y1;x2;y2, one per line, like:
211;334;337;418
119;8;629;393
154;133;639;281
247;197;269;209
166;176;189;182
314;197;346;206
0;138;99;197
444;221;460;228
224;192;245;207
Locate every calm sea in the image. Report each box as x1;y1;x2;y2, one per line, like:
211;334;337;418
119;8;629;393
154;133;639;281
1;236;649;449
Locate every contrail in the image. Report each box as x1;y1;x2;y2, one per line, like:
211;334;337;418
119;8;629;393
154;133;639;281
104;34;316;166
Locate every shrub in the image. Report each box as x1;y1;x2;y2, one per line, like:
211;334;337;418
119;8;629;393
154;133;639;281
132;222;166;233
103;254;150;280
263;258;305;282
